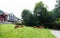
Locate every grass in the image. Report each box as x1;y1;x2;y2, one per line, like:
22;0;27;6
0;24;56;38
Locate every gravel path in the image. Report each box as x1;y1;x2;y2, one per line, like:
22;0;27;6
50;30;60;38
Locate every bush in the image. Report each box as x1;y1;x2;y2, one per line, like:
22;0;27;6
43;23;54;29
15;22;22;25
54;23;60;29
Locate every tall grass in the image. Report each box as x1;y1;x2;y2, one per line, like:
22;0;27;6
0;24;56;38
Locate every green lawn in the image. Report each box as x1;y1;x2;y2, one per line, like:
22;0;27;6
0;24;56;38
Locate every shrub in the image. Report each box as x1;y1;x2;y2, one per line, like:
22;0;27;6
43;23;54;29
15;22;22;25
54;23;60;29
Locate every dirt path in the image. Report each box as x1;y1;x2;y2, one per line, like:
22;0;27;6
50;30;60;38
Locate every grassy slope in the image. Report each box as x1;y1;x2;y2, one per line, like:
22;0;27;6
0;24;56;38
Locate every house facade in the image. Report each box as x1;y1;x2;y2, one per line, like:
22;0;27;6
7;13;18;23
0;10;21;24
0;11;8;23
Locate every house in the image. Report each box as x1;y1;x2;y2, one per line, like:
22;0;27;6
0;10;8;23
0;10;22;24
7;13;19;23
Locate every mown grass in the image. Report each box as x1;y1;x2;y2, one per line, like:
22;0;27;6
0;24;56;38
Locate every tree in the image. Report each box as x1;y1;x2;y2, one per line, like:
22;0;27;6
54;0;60;18
21;9;34;26
33;1;56;29
34;1;48;26
54;0;60;23
53;0;60;29
34;1;44;13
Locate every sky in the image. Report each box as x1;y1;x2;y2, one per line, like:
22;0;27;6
0;0;56;19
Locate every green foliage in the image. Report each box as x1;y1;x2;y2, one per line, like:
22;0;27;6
54;18;60;29
54;23;60;29
34;1;44;13
54;7;60;18
21;9;34;26
54;0;60;18
21;1;56;27
34;1;44;25
53;0;60;29
34;1;52;26
47;11;55;23
15;22;22;25
43;11;56;28
0;24;56;38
